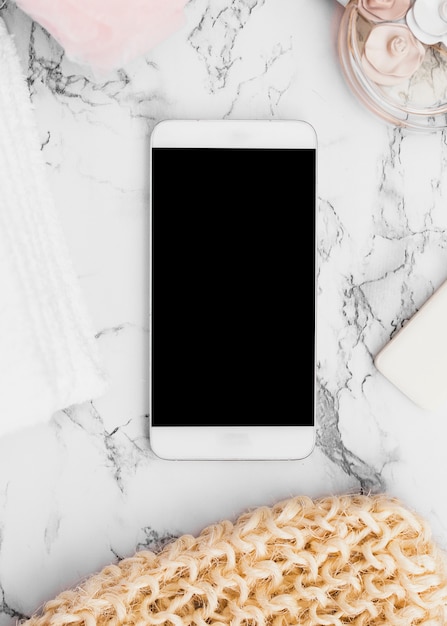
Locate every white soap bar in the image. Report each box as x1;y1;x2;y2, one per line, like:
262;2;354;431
374;279;447;410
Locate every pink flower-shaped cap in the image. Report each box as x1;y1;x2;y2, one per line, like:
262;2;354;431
358;0;411;23
361;23;426;85
406;0;447;45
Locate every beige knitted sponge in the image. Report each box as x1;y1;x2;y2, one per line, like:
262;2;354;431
22;494;447;626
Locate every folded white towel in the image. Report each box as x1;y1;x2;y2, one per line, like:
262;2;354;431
0;17;107;435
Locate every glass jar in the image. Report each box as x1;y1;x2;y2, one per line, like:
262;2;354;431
338;0;447;131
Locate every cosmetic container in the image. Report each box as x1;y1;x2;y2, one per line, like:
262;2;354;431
338;0;447;130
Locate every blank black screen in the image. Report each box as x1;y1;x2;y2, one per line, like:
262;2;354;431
151;147;315;427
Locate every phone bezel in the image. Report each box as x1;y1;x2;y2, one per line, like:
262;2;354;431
149;119;317;461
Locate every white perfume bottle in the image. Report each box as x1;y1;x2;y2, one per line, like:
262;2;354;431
336;0;447;130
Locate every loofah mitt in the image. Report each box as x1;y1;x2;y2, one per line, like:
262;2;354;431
21;494;447;625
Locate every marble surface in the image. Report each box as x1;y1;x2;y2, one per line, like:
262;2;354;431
2;0;447;621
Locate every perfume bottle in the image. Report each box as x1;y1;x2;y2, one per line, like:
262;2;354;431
336;0;447;130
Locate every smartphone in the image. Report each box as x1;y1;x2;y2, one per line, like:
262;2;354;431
149;119;317;460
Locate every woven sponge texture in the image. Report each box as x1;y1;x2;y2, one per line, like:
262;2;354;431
22;495;447;626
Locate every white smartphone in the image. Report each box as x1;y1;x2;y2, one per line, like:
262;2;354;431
149;119;317;460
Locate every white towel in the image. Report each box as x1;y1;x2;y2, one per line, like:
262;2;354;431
0;17;107;435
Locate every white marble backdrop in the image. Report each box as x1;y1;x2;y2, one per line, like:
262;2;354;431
2;0;447;622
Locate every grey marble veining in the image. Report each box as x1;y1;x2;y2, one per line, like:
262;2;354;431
1;0;447;622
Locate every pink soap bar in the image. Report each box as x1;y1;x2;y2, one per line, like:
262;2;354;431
15;0;188;71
